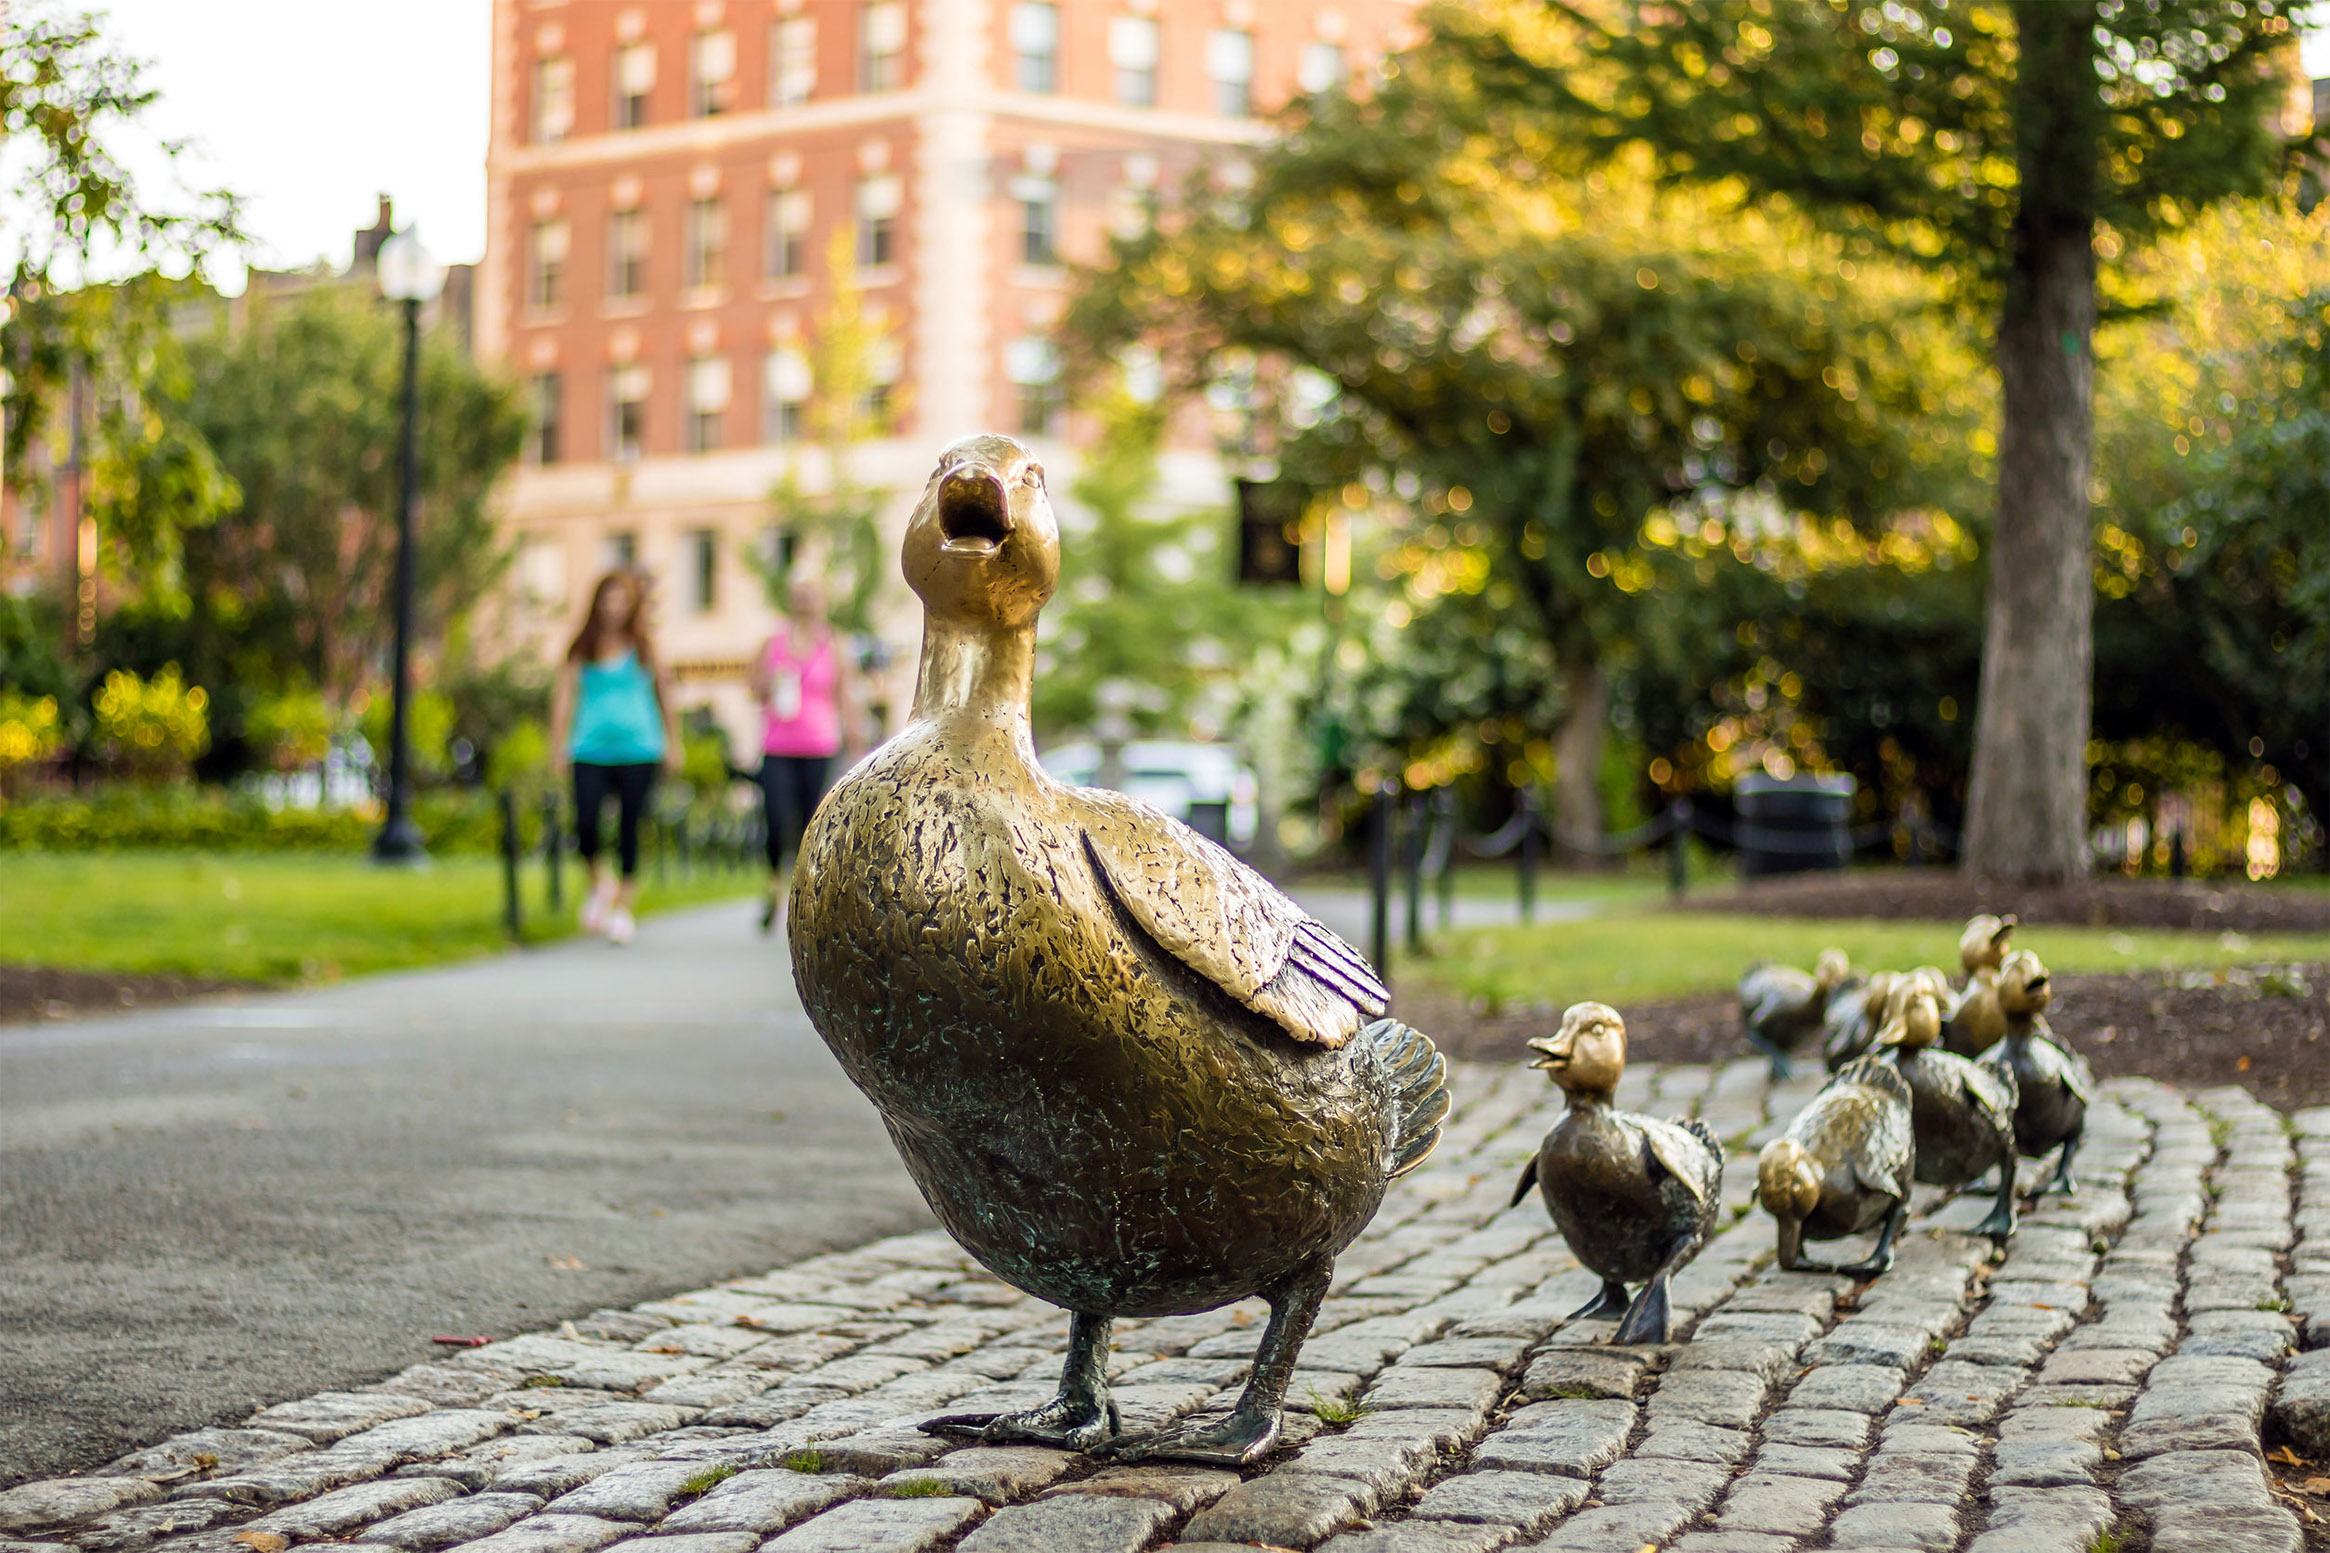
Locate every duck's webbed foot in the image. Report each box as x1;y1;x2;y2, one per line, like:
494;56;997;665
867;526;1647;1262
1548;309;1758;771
1567;1278;1632;1323
2039;1132;2082;1199
925;1310;1117;1451
1104;1260;1329;1468
1613;1238;1699;1346
1973;1141;2018;1246
1745;1033;1794;1083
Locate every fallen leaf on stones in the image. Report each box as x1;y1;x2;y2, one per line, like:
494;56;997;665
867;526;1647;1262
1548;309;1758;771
2303;1477;2330;1496
233;1533;288;1553
2238;1055;2253;1071
432;1335;491;1346
549;1256;586;1270
1898;1397;1923;1407
2270;1447;2307;1467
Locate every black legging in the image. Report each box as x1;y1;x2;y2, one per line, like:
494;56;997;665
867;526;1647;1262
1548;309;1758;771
573;761;658;879
759;755;831;871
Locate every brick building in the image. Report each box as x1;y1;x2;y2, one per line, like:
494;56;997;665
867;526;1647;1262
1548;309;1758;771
478;0;1416;749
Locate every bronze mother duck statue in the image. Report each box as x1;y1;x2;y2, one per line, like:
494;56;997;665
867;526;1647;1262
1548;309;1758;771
1510;1002;1722;1344
789;434;1449;1467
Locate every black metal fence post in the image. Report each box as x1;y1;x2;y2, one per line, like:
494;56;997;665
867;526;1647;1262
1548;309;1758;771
1402;793;1428;957
498;789;523;939
1432;788;1457;932
1368;784;1395;978
1668;798;1691;899
1517;787;1539;925
542;794;564;913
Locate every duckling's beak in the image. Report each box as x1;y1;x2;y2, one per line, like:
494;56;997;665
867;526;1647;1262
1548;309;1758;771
936;466;1013;557
1525;1034;1570;1072
1993;918;2017;945
2026;973;2049;997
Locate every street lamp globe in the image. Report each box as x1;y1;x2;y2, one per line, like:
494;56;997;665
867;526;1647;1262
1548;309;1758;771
376;229;444;303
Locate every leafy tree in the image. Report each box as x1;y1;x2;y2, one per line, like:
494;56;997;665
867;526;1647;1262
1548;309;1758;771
172;284;528;709
1448;0;2307;879
1030;386;1307;743
1065;52;1960;844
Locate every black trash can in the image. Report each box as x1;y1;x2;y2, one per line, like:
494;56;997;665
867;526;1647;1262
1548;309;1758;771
1735;772;1857;878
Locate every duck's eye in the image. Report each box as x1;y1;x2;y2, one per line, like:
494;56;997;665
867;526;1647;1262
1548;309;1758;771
1018;466;1044;489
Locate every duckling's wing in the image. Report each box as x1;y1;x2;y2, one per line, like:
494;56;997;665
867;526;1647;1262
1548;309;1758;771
1077;794;1386;1047
1634;1115;1720;1207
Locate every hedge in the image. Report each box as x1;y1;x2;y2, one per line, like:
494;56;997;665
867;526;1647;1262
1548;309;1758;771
0;785;521;853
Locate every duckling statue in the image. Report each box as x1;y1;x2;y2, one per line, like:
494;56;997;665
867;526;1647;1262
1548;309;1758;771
1738;949;1851;1080
1508;1002;1723;1344
789;435;1449;1467
1876;977;2020;1246
1942;913;2019;1057
1821;969;1898;1072
1978;950;2090;1197
1756;1055;1915;1275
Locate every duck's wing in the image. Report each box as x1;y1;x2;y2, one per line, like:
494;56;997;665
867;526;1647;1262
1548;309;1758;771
1628;1114;1719;1208
2036;1023;2095;1105
1077;792;1386;1047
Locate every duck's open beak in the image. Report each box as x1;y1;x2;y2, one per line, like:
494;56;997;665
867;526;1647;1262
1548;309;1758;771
1993;917;2018;945
1525;1035;1570;1071
2025;973;2049;997
937;467;1013;558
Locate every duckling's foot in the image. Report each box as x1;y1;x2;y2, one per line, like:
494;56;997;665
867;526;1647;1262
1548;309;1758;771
1566;1278;1632;1323
1102;1405;1280;1467
922;1394;1118;1451
1972;1202;2017;1246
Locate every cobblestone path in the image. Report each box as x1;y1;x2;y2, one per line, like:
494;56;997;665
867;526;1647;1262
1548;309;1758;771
5;1060;2322;1553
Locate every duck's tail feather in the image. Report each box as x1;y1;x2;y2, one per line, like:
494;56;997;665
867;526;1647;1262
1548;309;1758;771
1367;1017;1450;1181
1828;1052;1912;1106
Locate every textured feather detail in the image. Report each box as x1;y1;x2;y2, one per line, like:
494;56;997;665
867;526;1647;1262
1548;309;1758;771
1680;1115;1722;1157
1638;1115;1722;1206
1366;1018;1449;1180
1078;794;1388;1048
1829;1053;1913;1107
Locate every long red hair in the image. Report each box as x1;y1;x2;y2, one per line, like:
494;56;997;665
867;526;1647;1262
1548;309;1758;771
566;569;656;668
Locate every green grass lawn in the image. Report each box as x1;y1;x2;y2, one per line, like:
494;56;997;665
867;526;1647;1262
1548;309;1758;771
0;850;761;985
1404;908;2330;1013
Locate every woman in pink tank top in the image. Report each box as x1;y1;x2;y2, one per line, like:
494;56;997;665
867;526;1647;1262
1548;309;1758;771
752;572;858;932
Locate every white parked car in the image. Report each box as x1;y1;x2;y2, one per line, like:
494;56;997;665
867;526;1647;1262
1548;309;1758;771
1040;740;1260;851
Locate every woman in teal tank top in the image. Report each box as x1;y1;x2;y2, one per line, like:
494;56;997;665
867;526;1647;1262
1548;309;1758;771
549;570;681;945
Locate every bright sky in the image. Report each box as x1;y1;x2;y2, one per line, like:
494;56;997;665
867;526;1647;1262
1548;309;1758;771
94;0;493;288
88;3;2330;292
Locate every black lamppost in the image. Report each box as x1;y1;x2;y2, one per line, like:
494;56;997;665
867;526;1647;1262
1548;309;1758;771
372;227;442;863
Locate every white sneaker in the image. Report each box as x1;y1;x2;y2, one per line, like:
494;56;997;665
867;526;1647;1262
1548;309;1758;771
607;909;636;946
580;881;616;935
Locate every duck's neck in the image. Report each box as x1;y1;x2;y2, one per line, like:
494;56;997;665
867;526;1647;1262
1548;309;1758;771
911;617;1037;751
1564;1090;1614;1115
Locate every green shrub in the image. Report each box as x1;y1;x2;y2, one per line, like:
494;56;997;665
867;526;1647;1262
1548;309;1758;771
0;691;66;794
245;689;335;769
95;664;210;780
0;783;534;853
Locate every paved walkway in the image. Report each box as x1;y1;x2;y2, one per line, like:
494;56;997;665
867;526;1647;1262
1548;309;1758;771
0;901;932;1486
5;1055;2318;1553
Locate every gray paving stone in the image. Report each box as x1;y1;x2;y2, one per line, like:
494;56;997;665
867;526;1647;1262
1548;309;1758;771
802;1431;957;1475
1043;1466;1236;1512
1516;1350;1649;1402
1662;1341;1796;1384
98;1431;318;1483
167;1446;404;1508
881;1445;1077;1505
1898;1360;2024;1426
602;1536;759;1553
1181;1471;1375;1545
242;1395;434;1446
545;1460;725;1521
1633;1421;1753;1465
1595;1455;1730;1509
352;1493;545;1550
1802;1322;1934;1369
69;1499;244;1553
653;1470;864;1535
1875;1421;1983;1455
1408;1469;1586;1532
1316;1525;1511;1553
1691;1311;1822;1347
1529;1497;1697;1551
243;1478;462;1541
2037;1346;2154;1385
1645;1368;1767;1429
955;1495;1174;1553
525;1407;696;1447
1711;1472;1846;1536
2120;1385;2272;1457
1759;1407;1874;1449
1846;1448;1977;1503
1393;1337;1534;1373
429;1514;634;1553
1785;1364;1903;1414
1964;1487;2112;1553
1751;1443;1860;1481
1288;1434;1443;1503
484;1450;648;1500
2272;1348;2330;1455
1824;1498;1960;1550
1668;1535;1799;1553
1363;1366;1504;1413
1988;1436;2101;1487
760;1495;985;1553
0;1479;165;1536
1468;1400;1633;1476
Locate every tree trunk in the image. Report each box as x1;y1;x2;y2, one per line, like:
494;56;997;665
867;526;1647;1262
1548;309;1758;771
1551;658;1608;867
1962;3;2100;882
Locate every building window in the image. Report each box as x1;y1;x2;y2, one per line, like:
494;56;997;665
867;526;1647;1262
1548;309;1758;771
1298;41;1345;94
856;174;900;267
615;42;656;129
518;536;566;607
532;55;574;142
763;348;811;443
1015;176;1057;266
765;188;811;278
608;208;648;298
771;16;817;105
1005;335;1058;437
526;218;568;310
1011;3;1058;93
608;364;649;461
530;372;563;464
862;335;902;427
687;529;720;613
689;30;737;117
1109;16;1158;107
685;356;730;452
685;197;727;291
1208;29;1253;118
858;2;906;92
604;531;637;569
